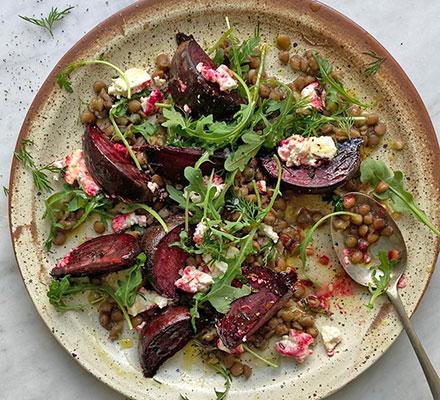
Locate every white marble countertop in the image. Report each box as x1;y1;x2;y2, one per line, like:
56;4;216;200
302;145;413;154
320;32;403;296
0;0;439;399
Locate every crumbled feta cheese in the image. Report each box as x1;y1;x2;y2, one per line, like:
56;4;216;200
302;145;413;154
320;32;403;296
275;329;314;362
278;135;337;168
140;88;165;115
152;75;166;88
202;253;228;278
300;82;326;111
65;149;100;196
112;212;147;233
127;288;172;316
226;246;239;259
196;63;238;92
183;104;192;113
257;180;267;193
147;181;159;194
193;220;208;246
108;68;151;97
202;246;238;278
321;325;342;356
261;223;279;243
217;338;244;354
175;266;214;293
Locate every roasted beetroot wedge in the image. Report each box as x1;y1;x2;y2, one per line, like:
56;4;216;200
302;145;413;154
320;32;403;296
83;125;153;202
142;145;226;182
260;138;363;194
51;234;141;278
168;34;243;120
216;266;296;349
139;305;193;377
141;215;188;299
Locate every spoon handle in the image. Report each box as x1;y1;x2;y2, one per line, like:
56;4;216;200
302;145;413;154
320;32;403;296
386;286;440;399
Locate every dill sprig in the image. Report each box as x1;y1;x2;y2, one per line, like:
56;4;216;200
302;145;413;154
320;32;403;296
19;6;74;38
363;51;386;76
14;139;62;193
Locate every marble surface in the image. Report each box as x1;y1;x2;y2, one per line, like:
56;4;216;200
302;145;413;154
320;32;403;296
0;0;439;399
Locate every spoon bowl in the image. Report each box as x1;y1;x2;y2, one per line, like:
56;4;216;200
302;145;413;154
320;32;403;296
330;191;440;399
330;192;407;289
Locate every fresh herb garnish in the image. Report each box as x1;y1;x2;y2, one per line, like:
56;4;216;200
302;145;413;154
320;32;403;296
226;18;260;79
114;253;146;309
367;250;397;310
130;121;158;142
210;364;232;400
188;156;283;330
3;186;9;196
56;59;130;97
19;6;74;37
312;51;374;108
43;184;114;251
294;211;356;276
48;253;146;329
322;192;344;212
360;159;440;236
14;139;62;193
363;51;386;76
242;343;280;368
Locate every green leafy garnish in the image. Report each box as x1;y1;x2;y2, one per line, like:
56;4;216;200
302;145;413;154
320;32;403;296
3;186;9;196
114;253;146;308
188;156;283;330
19;6;74;37
322;192;344;212
363;51;386;76
210;364;232;400
360;159;440;236
14;139;62;193
312;51;374;108
226;18;260;79
130;121;158;142
367;250;397;310
56;59;130;97
242;343;280;368
43;184;114;251
294;211;356;275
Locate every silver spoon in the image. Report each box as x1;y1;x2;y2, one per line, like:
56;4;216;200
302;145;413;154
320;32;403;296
330;192;440;398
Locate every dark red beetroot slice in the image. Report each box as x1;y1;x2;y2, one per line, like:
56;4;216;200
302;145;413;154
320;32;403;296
139;305;192;377
51;234;141;278
216;266;296;349
168;34;243;120
141;215;188;299
260;138;363;194
141;145;226;182
83;125;153;202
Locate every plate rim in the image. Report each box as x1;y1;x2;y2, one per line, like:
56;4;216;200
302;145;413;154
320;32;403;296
8;0;440;398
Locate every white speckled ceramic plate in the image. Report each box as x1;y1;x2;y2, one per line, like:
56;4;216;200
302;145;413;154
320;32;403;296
9;0;440;399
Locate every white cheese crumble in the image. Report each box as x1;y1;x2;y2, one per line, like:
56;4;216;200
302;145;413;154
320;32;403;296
321;325;342;356
300;82;325;111
275;329;314;362
147;181;159;194
108;68;151;97
278;135;337;168
174;266;214;293
193;219;208;247
261;223;279;243
127;288;172;316
64;149;100;196
196;62;238;92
